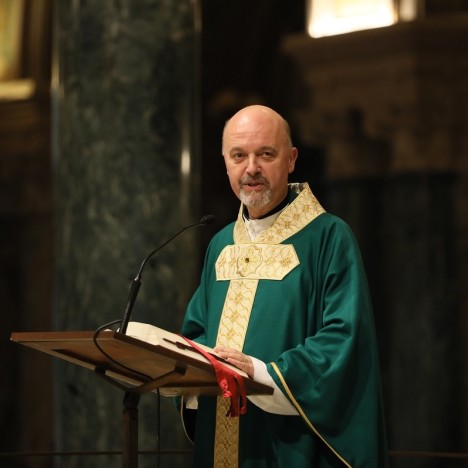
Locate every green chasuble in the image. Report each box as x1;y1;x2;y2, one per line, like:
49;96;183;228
181;183;388;467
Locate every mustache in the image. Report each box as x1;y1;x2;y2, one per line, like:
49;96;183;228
240;175;269;185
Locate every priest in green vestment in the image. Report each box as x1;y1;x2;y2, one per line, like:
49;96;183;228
180;105;388;467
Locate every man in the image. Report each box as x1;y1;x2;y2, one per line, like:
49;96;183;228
180;105;388;467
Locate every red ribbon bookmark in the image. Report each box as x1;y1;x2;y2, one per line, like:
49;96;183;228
181;336;247;417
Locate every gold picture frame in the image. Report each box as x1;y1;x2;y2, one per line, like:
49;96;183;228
0;0;25;81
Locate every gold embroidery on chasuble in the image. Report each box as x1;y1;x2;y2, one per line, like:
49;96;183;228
213;278;257;467
212;183;325;467
216;244;299;281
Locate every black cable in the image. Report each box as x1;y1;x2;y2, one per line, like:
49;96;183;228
92;320;152;382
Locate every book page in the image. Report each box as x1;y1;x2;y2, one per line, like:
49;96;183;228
125;321;247;377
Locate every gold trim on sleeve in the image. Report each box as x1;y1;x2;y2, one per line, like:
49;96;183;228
270;362;352;468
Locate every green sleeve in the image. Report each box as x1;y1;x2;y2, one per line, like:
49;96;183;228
268;219;388;467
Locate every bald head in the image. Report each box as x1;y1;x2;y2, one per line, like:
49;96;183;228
222;105;292;154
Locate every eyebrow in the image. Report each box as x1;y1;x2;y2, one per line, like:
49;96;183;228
228;145;277;154
258;146;277;153
229;146;244;153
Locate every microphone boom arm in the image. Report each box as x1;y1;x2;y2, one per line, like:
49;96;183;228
119;215;215;334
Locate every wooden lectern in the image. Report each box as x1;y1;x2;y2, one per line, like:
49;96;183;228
11;329;273;468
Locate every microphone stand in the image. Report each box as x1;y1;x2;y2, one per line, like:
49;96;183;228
119;215;215;334
90;216;215;468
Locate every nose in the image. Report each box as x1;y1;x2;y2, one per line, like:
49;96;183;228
246;154;260;176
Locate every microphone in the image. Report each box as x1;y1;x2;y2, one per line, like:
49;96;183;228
119;214;215;334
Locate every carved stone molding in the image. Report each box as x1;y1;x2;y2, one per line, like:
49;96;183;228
283;14;468;177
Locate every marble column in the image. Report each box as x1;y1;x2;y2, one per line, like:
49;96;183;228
52;1;200;467
283;15;468;466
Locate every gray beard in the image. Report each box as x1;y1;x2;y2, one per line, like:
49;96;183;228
239;186;273;208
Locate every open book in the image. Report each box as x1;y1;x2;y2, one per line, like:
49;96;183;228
125;321;248;378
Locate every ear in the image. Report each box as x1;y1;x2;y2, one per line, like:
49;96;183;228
288;147;298;173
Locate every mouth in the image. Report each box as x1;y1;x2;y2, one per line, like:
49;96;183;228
240;177;267;191
243;181;263;188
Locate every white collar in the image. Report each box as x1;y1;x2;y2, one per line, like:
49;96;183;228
243;208;287;241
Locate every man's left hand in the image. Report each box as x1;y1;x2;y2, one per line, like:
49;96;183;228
214;346;254;378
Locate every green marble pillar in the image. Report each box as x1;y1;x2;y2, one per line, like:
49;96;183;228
52;1;200;466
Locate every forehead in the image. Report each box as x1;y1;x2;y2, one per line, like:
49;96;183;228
223;114;285;151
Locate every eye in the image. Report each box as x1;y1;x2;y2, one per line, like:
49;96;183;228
231;152;246;161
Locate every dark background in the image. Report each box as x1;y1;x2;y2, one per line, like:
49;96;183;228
1;0;468;466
